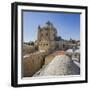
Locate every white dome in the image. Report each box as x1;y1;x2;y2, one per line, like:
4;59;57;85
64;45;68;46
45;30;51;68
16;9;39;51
75;49;80;53
66;49;73;53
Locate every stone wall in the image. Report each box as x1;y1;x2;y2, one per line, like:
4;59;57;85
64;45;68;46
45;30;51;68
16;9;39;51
23;53;45;77
22;51;50;77
55;41;69;50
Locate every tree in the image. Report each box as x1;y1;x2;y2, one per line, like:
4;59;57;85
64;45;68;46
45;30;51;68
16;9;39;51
30;42;34;46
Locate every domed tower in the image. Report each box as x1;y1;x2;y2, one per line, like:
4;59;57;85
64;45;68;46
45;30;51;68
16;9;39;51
37;21;57;52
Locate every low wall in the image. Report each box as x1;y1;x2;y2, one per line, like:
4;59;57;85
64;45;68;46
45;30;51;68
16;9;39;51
23;53;45;77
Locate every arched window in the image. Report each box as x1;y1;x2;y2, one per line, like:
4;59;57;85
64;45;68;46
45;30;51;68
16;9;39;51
41;33;43;37
46;33;48;36
46;43;48;46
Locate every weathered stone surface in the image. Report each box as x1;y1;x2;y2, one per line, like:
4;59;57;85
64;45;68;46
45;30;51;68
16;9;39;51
45;50;65;65
23;53;45;77
33;55;80;76
45;55;55;65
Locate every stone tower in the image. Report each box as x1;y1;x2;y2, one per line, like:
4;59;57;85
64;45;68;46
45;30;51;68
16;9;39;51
37;21;57;52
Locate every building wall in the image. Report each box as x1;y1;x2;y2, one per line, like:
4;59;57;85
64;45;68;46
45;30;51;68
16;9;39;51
23;52;46;77
38;41;50;52
37;22;57;52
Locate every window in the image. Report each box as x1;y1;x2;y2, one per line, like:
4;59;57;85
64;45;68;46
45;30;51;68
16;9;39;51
41;33;43;37
46;33;48;36
46;44;48;46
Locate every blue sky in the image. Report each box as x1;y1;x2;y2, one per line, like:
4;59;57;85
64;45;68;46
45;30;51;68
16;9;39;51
23;11;80;42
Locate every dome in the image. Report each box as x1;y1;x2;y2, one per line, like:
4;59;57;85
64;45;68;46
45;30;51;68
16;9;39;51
75;49;80;53
33;55;80;76
66;49;73;53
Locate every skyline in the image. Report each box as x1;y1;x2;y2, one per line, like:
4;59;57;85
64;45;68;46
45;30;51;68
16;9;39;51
23;11;80;42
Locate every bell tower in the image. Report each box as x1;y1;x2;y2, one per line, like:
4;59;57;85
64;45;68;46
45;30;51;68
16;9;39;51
37;21;57;52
